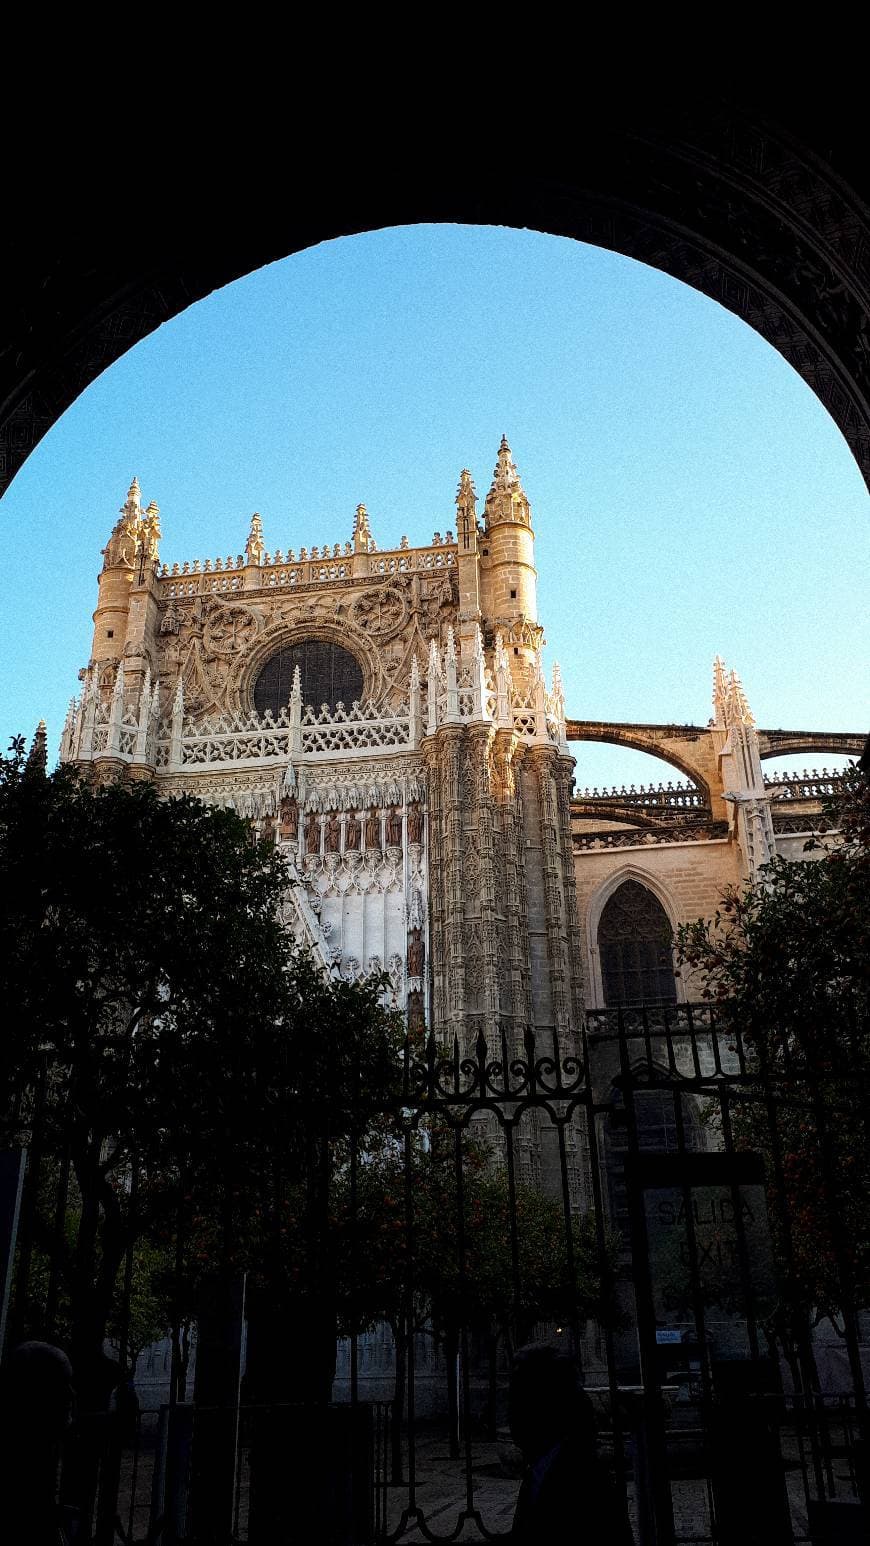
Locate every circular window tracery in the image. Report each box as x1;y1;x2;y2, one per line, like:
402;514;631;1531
253;640;364;717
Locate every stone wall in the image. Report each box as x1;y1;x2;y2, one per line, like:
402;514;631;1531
574;836;740;1005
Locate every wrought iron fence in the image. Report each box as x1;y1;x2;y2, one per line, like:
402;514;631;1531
1;1006;867;1543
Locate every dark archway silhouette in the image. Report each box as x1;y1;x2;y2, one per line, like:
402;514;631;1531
3;96;870;497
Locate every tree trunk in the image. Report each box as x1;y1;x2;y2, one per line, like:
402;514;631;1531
486;1327;499;1440
445;1326;460;1460
391;1312;406;1484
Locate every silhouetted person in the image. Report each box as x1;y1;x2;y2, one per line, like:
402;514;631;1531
0;1340;76;1544
508;1345;632;1545
115;1373;140;1447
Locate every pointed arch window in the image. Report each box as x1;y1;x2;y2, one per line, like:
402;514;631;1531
597;879;677;1007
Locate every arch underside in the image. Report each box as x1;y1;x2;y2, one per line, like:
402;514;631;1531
567;722;713;799
757;730;866;760
3;102;870;496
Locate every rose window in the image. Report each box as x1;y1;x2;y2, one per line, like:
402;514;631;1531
253;640;364;716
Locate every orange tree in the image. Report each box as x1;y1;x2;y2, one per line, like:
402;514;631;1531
326;1121;617;1457
0;743;402;1408
675;763;870;1380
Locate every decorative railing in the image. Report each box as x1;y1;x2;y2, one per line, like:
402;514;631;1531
574;820;729;850
299;703;411;754
574;779;710;816
369;548;455;575
763;767;846;800
154;701;415;770
157;542;456;596
771;811;840;835
577;778;706;810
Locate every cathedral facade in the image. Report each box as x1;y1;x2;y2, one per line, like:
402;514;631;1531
60;440;581;1053
59;438;861;1037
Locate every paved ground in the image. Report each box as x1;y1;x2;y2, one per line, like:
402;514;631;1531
106;1412;863;1541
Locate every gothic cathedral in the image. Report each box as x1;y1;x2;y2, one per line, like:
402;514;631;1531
59;438;860;1034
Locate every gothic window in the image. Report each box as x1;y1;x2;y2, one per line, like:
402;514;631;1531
253;641;364;717
597;879;677;1007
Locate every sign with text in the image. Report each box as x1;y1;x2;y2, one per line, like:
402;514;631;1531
628;1151;778;1358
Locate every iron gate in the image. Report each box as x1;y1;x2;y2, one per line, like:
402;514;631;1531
2;1005;867;1543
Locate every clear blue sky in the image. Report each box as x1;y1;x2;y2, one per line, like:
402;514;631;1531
1;224;867;788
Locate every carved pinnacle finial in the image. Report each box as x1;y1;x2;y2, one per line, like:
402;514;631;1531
712;656;729;724
456;468;478;551
456;468;477;512
728;670;755;727
484;434;530;528
26;719;48;775
142;499;162;562
492;436;518;491
124;476;142;513
353;502;374;553
246;512;264;566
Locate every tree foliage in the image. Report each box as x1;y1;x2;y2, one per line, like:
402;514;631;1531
675;764;870;1331
0;747;402;1392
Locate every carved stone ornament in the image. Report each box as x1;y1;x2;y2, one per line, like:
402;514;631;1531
201;597;260;657
349;585;408;641
464;834;482;896
408;926;425;977
160;599;182;635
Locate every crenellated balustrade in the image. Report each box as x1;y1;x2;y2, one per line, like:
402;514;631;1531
762;767;846;800
577;778;707;811
157;538;457;597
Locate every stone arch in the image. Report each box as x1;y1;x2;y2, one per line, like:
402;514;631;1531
571;801;679;829
567;723;713;804
3;103;870;495
230;617;379;714
585;867;683;1009
758;731;865;761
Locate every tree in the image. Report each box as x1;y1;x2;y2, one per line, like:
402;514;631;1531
675;764;870;1375
0;745;402;1409
326;1121;618;1462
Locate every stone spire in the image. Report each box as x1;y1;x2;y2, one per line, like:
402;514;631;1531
246;512;264;566
123;476;142;517
455;468;478;553
712;655;729;727
26;719;47;775
727;670;754;727
353;502;374;553
484;435;531;529
492;435;520;491
713;655;754;730
102;476;144;569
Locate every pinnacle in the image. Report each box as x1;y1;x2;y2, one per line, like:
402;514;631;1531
246;511;265;565
121;476;142;515
489;434;522;494
26;719;48;774
353;502;374;552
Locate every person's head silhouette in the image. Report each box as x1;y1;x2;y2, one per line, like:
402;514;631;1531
508;1344;595;1464
1;1340;75;1439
